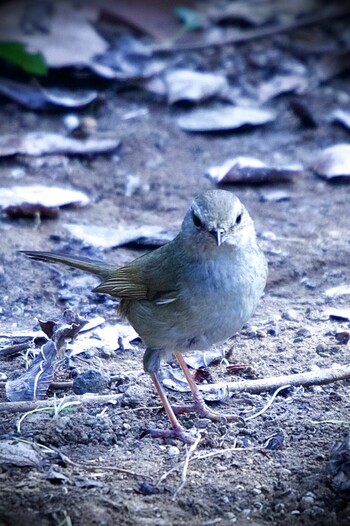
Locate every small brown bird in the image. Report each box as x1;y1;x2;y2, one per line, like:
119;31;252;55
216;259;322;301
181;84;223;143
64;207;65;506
24;190;267;443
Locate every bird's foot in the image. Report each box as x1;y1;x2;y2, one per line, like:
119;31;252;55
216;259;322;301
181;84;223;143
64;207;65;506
173;396;241;423
143;425;197;445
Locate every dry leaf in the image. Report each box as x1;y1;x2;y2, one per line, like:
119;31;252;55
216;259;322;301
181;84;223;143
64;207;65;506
324;285;350;299
0;1;107;69
0;186;89;215
177;106;276;132
312;144;350;180
258;74;308;103
0;440;43;468
0;132;120;157
324;308;350;321
164;69;229;104
332;109;350;131
207;156;302;184
0;77;98;110
64;223;174;249
6;310;86;402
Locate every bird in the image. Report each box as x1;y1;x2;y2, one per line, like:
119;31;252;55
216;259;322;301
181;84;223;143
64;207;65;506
24;189;268;444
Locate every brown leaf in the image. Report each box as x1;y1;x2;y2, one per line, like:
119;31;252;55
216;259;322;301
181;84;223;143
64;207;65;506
0;1;107;69
0;440;43;468
177;106;276;132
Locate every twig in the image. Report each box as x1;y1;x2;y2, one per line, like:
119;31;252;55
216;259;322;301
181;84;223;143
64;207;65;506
245;385;291;421
193;445;255;461
198;364;350;397
151;6;350;52
0;393;123;414
173;432;201;498
0;341;32;359
159;444;259;486
50;381;73;390
54;447;150;478
1;365;349;413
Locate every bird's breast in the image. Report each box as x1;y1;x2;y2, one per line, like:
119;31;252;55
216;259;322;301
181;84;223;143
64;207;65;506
126;245;267;352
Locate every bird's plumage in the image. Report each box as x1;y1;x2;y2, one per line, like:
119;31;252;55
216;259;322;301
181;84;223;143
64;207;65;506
24;190;267;442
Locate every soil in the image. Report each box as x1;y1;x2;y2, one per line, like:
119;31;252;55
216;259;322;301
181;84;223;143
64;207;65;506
1;14;350;526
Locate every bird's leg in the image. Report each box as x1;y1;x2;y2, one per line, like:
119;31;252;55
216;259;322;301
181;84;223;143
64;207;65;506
173;352;239;422
146;372;196;444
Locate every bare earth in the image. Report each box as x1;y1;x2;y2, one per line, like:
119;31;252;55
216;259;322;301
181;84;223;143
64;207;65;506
1;22;350;526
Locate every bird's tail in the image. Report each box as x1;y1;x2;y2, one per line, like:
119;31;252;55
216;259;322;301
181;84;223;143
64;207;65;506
22;251;115;280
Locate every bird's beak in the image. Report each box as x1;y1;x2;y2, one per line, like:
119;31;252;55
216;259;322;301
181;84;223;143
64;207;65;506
212;228;224;247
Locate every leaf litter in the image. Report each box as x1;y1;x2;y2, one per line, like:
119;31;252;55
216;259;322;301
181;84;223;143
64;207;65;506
206;156;303;185
312;143;350;180
177;105;276;132
64;223;175;249
0;185;89;219
0;132;120;157
6;310;86;402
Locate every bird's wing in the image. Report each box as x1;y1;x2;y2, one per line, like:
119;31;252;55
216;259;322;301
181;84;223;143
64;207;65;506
93;241;179;302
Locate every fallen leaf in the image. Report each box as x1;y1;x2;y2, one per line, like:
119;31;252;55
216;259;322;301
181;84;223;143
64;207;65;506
68;324;138;356
161;366;190;393
0;1;107;70
0;132;120;157
0;77;98;110
0;440;43;468
184;349;228;369
6;310;86;402
206;156;302;184
95;35;168;81
324;308;350;321
327;433;350;491
324;285;350;299
6;340;57;402
0;41;47;75
259;190;290;202
64;223;174;249
177;106;276;132
0;186;89;216
312;144;350;180
164;69;229;104
332;109;350;131
258;74;308;103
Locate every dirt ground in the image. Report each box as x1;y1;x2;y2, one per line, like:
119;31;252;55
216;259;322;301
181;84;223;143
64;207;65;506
1;10;350;526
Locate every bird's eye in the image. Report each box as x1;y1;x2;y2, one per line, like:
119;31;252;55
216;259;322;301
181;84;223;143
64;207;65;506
192;211;202;228
236;213;242;225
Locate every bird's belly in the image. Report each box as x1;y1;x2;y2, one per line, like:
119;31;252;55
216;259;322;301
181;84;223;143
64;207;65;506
127;253;265;352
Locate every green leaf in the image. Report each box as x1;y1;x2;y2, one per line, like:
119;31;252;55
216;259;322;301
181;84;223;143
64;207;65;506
174;7;203;30
0;42;48;76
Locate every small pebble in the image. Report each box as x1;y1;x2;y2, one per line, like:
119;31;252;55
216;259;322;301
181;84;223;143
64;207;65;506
296;327;312;338
316;343;328;355
261;231;277;241
283;309;299;321
335;331;350;344
300;492;316;510
167;446;180;457
274;503;285;514
72;369;110;395
139;481;160;496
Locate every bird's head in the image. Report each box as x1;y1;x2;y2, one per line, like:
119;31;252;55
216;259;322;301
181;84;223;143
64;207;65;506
181;189;255;251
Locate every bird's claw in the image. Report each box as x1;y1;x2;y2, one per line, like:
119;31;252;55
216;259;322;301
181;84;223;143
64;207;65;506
172;400;241;423
142;426;197;445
